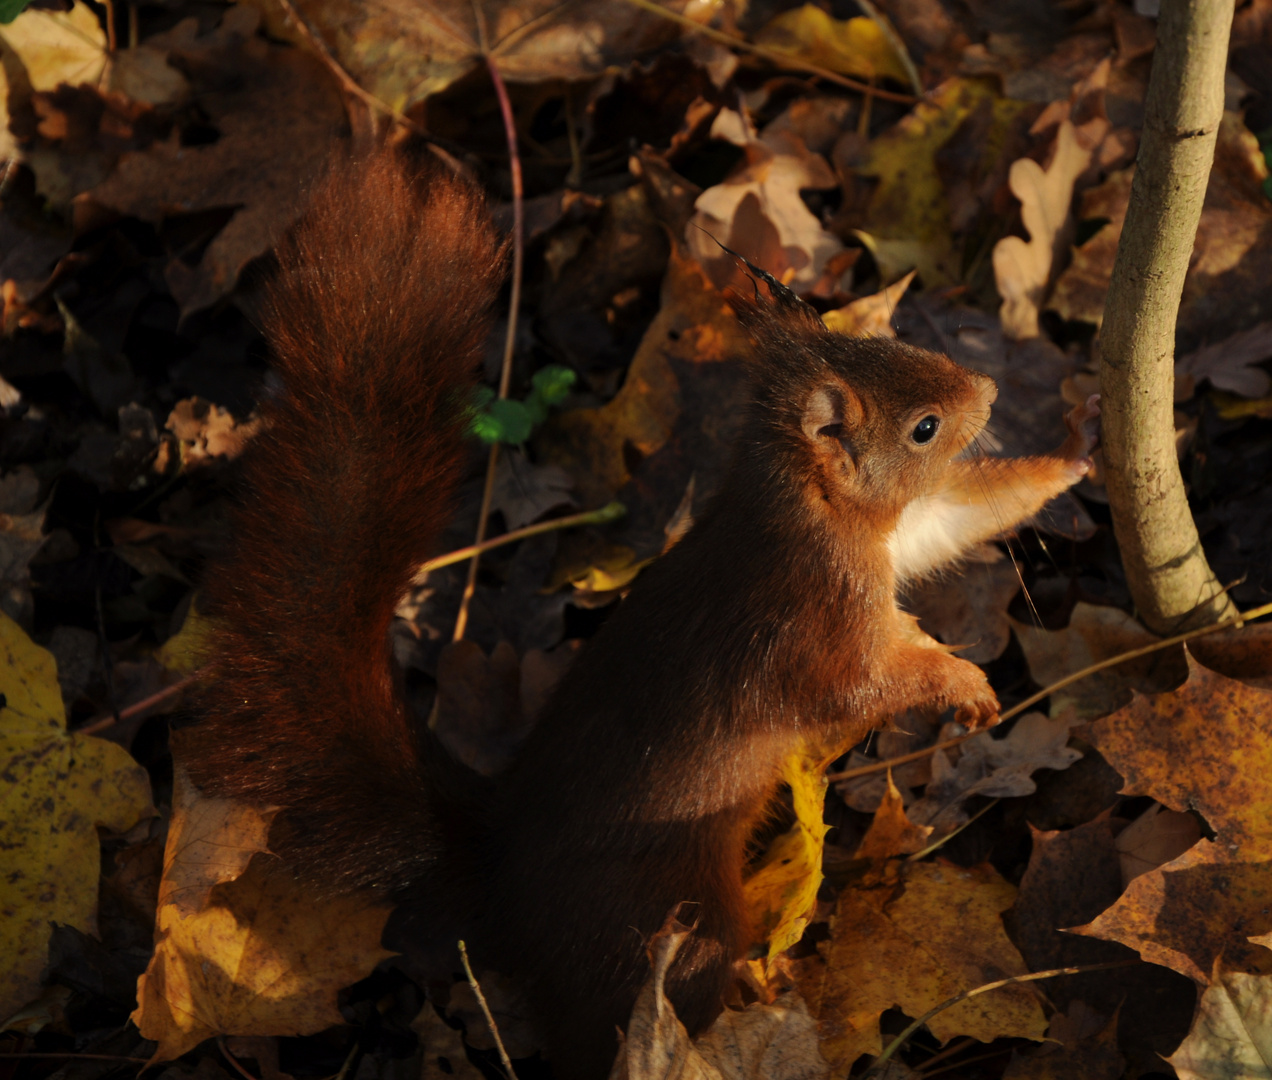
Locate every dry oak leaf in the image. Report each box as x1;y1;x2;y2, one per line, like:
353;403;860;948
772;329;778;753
1075;654;1272;984
1167;959;1272;1080
992;120;1092;341
814;860;1046;1072
83;5;346;317
611;918;829;1080
0;611;154;1021
1052;112;1272;346
256;0;709;112
134;762;393;1061
852;78;1028;286
688;117;843;297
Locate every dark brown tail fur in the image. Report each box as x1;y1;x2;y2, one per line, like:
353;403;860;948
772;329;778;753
183;151;505;903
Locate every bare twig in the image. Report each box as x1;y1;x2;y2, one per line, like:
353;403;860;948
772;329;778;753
453;45;524;642
617;0;919;104
458;941;519;1080
78;673;200;737
865;961;1138;1074
272;0;427;136
827;598;1272;783
218;1038;262;1080
420;501;624;576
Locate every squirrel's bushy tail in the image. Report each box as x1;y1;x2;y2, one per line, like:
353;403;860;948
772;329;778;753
184;150;504;896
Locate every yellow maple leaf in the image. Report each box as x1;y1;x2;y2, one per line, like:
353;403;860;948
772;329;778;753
0;612;154;1020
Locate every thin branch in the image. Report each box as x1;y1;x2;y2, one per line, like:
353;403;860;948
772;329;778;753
420;501;624;576
0;1054;151;1064
453;50;524;642
1099;0;1237;633
272;0;427;136
617;0;918;104
78;673;200;737
827;598;1272;783
458;941;519;1080
866;960;1138;1074
217;1038;262;1080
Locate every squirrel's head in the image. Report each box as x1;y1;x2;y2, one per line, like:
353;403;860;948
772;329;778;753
731;275;996;533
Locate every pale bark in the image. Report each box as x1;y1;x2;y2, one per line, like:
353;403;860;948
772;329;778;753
1099;0;1238;634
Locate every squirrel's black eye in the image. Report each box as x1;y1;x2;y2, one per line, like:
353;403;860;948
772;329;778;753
912;416;939;444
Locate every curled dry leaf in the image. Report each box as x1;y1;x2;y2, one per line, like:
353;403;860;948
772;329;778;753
688;117;843;296
821;271;915;338
133;763;393;1061
612;917;829;1080
1175;320;1272;399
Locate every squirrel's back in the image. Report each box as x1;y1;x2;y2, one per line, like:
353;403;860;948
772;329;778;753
183;150;504;898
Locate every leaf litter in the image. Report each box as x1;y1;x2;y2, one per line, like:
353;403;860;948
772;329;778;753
4;1;1272;1078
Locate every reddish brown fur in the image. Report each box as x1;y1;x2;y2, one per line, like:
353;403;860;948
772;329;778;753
184;151;504;917
185;154;1096;1080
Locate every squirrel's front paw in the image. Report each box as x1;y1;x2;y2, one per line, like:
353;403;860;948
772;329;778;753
940;656;1000;729
1059;394;1101;477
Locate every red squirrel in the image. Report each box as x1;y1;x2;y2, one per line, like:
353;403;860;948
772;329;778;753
184;149;1099;1079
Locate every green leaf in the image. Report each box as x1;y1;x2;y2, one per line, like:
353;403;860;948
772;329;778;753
0;0;34;23
530;364;577;406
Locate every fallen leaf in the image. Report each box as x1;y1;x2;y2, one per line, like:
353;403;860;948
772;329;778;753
133;763;393;1061
992;120;1091;340
84;6;346;316
492;451;576;530
851;78;1027;285
1076;654;1272;983
852;773;932;863
688;119;843;296
165;398;260;466
1010;602;1187;721
1002;1002;1124;1080
0;1;106;93
0;465;46;626
257;0;706;112
744;740;833;963
821;271;914;338
906;712;1082;832
902;555;1020;664
815;861;1046;1071
1176;320;1272;399
753;5;911;86
154;603;214;677
1115;803;1202;888
1167;960;1272;1080
1052;112;1272;347
414;1004;486;1080
612;918;829;1080
0;611;154;1019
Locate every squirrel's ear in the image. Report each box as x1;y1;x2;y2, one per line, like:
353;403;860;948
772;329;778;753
801;384;862;443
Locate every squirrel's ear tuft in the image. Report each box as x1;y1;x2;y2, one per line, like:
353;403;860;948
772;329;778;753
696;232;822;331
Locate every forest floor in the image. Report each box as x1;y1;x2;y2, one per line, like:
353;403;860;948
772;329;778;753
3;1;1272;1079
